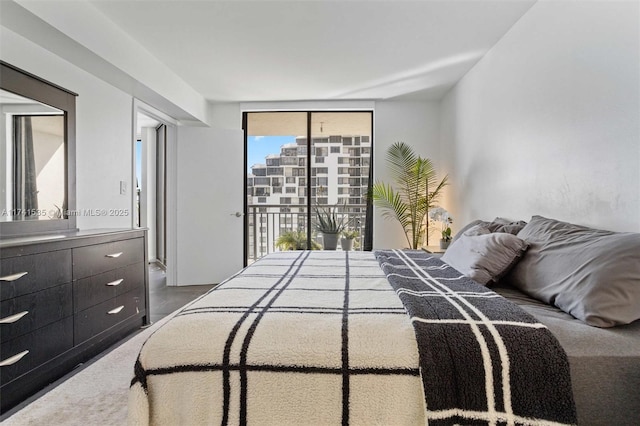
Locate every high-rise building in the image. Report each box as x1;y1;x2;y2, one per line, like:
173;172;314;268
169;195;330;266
247;135;371;259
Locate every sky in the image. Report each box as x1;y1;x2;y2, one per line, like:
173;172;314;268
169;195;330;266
247;135;296;173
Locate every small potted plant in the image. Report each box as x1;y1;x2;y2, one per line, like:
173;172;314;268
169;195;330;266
440;222;452;249
341;229;359;251
429;207;453;249
315;204;347;250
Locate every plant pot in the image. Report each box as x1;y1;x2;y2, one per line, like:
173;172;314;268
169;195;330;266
341;238;354;251
439;239;450;250
322;233;340;250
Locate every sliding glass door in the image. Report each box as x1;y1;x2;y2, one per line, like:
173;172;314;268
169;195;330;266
244;111;373;264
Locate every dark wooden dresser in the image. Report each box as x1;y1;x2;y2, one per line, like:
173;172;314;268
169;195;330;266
0;229;149;413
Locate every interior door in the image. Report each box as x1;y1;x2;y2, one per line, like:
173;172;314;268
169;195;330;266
156;124;166;266
176;126;244;285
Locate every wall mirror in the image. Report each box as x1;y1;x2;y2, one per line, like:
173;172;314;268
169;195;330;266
0;61;77;238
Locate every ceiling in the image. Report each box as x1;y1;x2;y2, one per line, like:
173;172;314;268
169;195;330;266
88;0;536;103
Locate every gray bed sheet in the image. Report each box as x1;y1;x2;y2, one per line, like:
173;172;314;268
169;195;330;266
493;282;640;426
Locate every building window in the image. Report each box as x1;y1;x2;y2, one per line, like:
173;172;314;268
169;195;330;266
286;177;296;184
258;197;267;203
330;146;341;153
281;157;298;165
286;187;296;194
273;187;282;193
280;197;292;204
254;177;270;186
315;147;328;157
315;156;325;163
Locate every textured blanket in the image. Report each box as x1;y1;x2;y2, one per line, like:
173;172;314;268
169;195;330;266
129;251;426;425
375;249;577;425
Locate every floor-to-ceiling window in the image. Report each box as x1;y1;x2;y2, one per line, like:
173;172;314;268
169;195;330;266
244;111;373;263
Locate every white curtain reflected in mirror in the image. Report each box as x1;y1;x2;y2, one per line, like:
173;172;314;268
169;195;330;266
1;89;66;222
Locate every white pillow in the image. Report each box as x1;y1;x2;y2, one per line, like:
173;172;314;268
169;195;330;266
441;225;529;285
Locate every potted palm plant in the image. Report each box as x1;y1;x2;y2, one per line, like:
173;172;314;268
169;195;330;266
370;142;448;249
275;231;322;251
315;204;348;250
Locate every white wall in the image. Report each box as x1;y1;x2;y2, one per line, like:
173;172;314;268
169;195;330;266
1;26;134;229
373;100;441;248
439;0;640;232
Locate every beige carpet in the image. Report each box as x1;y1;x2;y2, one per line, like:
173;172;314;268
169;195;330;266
2;313;176;426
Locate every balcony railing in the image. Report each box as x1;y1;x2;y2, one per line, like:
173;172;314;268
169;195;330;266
247;204;366;263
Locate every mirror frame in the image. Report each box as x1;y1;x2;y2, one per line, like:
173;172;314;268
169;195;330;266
0;61;77;238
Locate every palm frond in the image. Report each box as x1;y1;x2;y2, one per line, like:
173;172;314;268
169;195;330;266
371;142;448;249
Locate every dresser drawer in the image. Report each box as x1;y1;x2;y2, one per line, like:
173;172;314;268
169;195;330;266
72;238;144;279
1;283;73;343
74;287;145;344
73;262;144;313
0;317;73;385
0;250;72;301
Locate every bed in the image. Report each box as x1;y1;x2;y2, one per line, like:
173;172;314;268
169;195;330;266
493;282;640;426
128;249;583;425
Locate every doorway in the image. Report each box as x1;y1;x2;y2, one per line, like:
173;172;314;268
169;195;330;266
244;111;373;264
135;112;166;266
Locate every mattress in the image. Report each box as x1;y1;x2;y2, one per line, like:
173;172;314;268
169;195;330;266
493;282;640;426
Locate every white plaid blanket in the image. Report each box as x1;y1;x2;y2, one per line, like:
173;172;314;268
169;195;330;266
129;251;426;425
375;249;577;426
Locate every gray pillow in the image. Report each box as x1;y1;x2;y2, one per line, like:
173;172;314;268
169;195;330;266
442;225;529;285
451;219;490;244
487;217;528;235
451;218;527;244
508;215;640;327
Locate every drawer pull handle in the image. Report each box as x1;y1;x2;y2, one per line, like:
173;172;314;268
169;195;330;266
106;252;123;258
106;279;124;287
0;350;29;367
0;272;28;282
108;305;124;315
0;311;29;324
